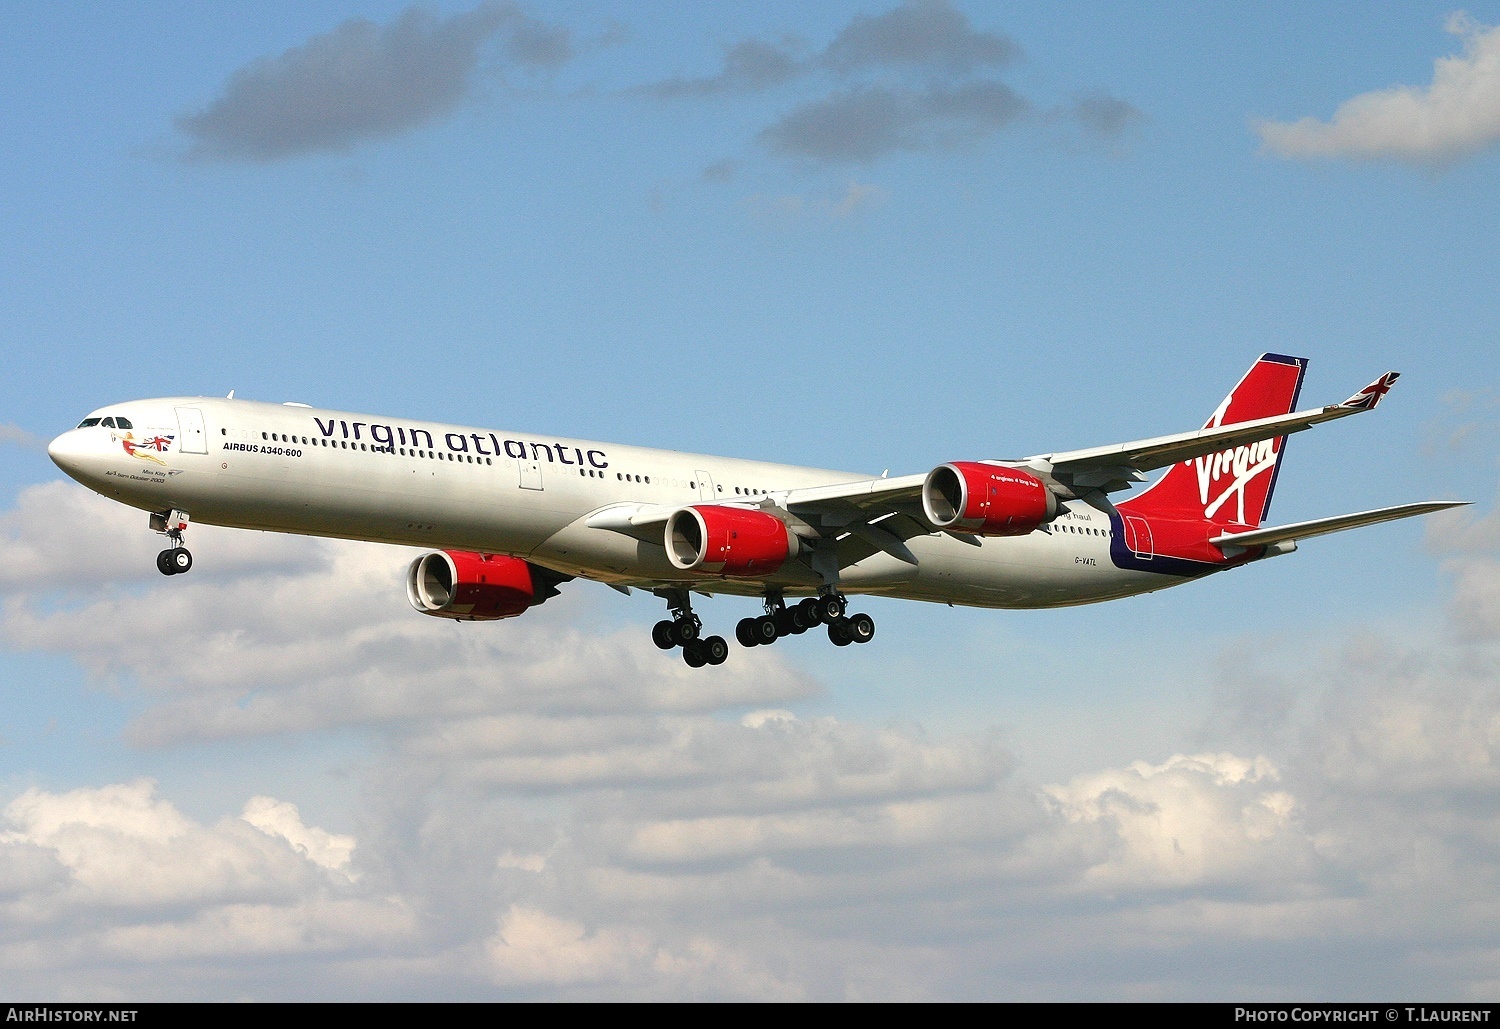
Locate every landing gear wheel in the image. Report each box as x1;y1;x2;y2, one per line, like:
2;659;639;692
170;548;193;574
736;618;761;648
652;620;677;650
785;607;810;634
774;610;796;637
672;618;700;645
703;636;729;665
156;550;176;576
827;619;852;646
754;615;779;646
846;612;875;644
796;597;823;627
682;640;708;668
817;595;846;622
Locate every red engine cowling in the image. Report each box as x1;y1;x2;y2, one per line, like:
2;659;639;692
922;462;1057;536
406;551;551;621
666;506;799;576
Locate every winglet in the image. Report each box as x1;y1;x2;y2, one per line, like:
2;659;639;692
1339;371;1399;411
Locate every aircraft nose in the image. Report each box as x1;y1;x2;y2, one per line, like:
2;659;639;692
48;429;95;480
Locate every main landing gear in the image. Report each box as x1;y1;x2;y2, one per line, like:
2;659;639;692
151;509;193;576
735;592;875;649
652;590;728;668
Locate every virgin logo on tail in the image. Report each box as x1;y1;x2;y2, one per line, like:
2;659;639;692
1192;439;1278;524
1187;394;1280;524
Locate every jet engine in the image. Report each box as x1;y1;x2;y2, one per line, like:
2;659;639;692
406;551;567;621
922;462;1058;536
666;505;799;576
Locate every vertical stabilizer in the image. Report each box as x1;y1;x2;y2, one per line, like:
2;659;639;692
1117;353;1307;529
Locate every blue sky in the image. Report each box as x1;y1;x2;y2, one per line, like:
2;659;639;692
2;1;1499;1000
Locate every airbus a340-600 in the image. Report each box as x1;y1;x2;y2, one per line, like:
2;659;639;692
48;354;1462;667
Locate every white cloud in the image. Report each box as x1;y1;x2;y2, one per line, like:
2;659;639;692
2;780;318;910
0;424;44;451
1044;753;1314;891
5;481;1500;997
243;797;356;875
1257;13;1500;165
0;484;814;746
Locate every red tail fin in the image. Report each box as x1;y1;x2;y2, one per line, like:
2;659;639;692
1117;353;1307;529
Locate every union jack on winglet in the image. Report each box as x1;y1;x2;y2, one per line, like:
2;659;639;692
1340;371;1399;411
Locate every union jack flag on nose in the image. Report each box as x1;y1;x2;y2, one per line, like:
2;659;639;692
1340;371;1399;411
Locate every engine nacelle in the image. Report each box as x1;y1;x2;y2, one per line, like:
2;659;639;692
406;551;557;621
922;462;1057;536
666;505;799;576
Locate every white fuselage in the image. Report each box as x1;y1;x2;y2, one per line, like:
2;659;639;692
48;396;1186;609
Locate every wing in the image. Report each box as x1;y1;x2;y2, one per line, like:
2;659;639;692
585;474;932;569
583;369;1410;571
1007;371;1402;497
1210;501;1467;551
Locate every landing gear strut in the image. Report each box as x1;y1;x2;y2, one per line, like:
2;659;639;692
737;591;875;648
652;590;727;667
151;509;193;576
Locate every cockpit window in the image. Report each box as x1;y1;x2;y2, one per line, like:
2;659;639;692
77;418;101;428
115;417;132;429
100;417;116;428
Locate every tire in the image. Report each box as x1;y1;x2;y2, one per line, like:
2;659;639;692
735;618;760;648
652;620;677;650
754;615;779;645
682;640;708;668
704;636;729;665
156;550;176;576
847;612;875;644
786;606;810;634
170;548;193;574
774;610;796;637
827;619;852;646
673;618;699;645
797;597;823;626
818;595;846;622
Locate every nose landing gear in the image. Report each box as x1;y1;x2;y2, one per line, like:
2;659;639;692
151;509;193;576
652;589;727;667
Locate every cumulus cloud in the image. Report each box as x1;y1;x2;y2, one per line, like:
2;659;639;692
242;797;356;875
0;424;44;451
761;81;1028;163
645;0;1019;98
642;1;1129;168
1070;92;1145;138
645;38;807;98
1257;13;1500;165
5;481;1500;996
175;2;573;163
819;0;1020;75
0;483;814;745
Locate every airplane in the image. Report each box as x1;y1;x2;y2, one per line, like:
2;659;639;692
47;354;1464;667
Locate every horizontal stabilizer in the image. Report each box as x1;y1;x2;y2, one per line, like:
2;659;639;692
1210;500;1467;550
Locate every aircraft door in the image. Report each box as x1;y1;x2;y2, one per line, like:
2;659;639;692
519;457;543;491
175;407;207;454
695;470;716;501
1124;516;1154;560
